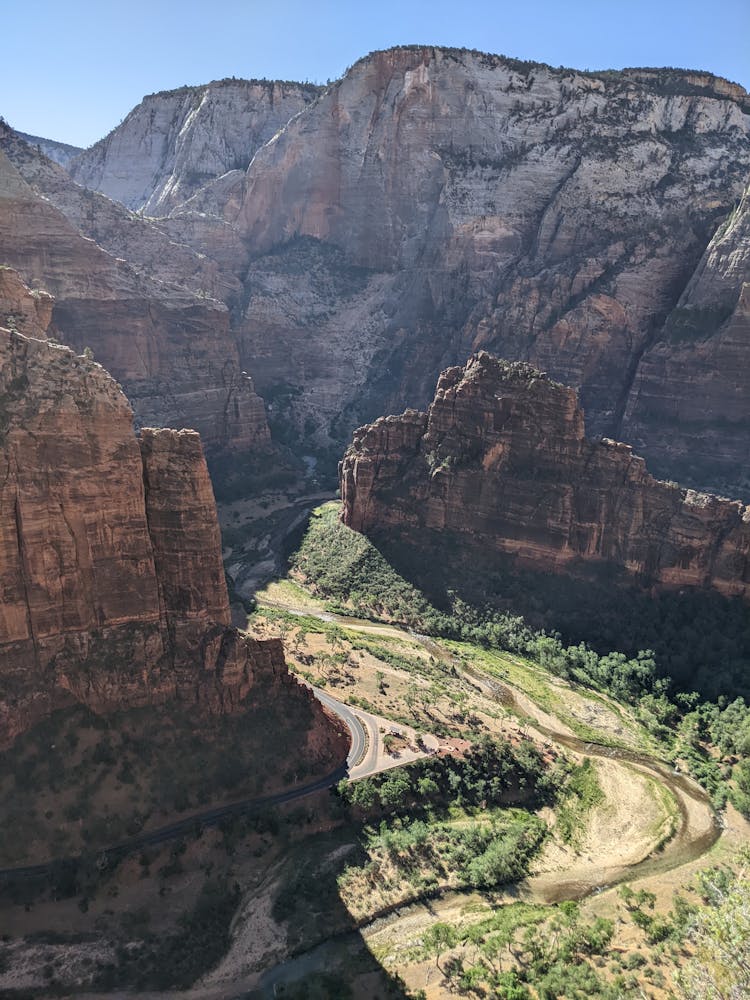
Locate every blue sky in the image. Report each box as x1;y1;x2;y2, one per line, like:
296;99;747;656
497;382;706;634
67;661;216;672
3;0;749;147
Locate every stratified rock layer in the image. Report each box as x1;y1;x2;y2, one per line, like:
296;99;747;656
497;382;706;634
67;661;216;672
69;78;321;215
0;296;344;761
229;47;750;493
341;353;750;599
8;48;750;495
0;130;270;455
0;265;53;339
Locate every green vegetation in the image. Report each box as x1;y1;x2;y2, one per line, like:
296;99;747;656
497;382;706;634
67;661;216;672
0;688;322;866
553;760;605;847
676;857;750;999
292;503;750;813
291;503;441;626
267;737;562;957
343;809;547;897
339;735;564;817
412;901;628;999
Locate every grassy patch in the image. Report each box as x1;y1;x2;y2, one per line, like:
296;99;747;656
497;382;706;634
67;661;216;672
554;759;605;847
291;502;448;629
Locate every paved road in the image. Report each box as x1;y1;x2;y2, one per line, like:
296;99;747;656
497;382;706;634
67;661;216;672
0;687;369;883
312;687;368;769
0;758;348;881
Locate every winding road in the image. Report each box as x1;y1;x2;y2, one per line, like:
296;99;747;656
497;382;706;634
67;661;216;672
249;599;726;997
257;596;723;897
312;686;368;770
0;687;376;883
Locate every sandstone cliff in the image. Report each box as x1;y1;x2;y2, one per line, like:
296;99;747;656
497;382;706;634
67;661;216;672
622;182;750;497
8;47;750;496
0;265;53;339
225;49;750;495
0;129;270;455
341;353;750;600
69;78;321;215
0;284;343;763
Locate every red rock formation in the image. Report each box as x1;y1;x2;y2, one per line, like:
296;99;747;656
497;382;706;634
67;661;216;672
341;353;750;600
8;48;750;496
228;47;750;490
0;266;53;339
0;132;270;456
0;287;345;762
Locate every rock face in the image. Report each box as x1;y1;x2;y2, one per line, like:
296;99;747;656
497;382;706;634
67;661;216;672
14;131;83;168
69;78;322;215
0;266;53;339
0;288;342;759
623;182;750;497
7;47;750;495
340;353;750;600
0;127;270;454
227;48;750;491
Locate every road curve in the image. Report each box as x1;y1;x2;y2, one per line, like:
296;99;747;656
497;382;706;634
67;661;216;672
312;687;367;769
262;598;722;896
0;685;390;882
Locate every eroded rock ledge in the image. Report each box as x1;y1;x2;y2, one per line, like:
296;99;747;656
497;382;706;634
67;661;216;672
0;275;343;759
341;352;750;599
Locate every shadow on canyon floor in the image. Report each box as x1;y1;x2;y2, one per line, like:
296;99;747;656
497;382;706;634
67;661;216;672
366;529;750;703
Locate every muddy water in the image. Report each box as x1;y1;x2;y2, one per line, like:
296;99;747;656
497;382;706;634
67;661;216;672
419;635;722;901
253;600;722;992
263;600;722;893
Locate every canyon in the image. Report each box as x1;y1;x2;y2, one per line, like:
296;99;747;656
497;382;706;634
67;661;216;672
0;123;270;456
1;41;750;998
2;47;749;497
341;352;750;600
0;269;344;767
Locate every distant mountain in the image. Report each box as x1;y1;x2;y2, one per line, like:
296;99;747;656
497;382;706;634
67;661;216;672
69;77;322;215
15;130;82;167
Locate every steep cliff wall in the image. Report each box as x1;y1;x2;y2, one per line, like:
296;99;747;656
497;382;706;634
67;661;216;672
0;291;339;757
0;134;269;454
622;183;750;497
228;48;750;493
69;78;322;215
341;353;750;600
8;48;750;495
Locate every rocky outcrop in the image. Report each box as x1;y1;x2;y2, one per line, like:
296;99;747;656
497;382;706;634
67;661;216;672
0;266;53;339
227;48;750;492
622;183;750;497
0;296;344;762
69;78;322;215
0;131;270;454
341;353;750;600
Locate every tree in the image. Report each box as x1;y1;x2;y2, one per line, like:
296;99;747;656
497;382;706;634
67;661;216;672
676;861;750;1000
423;922;456;973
